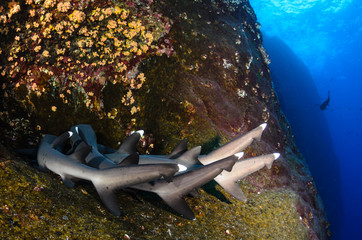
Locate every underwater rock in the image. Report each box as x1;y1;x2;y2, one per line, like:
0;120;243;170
0;0;329;239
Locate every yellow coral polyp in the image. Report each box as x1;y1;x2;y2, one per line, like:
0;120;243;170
57;1;71;13
68;10;86;23
1;0;173;118
43;0;56;9
120;9;129;20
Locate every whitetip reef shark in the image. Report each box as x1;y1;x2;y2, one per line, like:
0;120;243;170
67;125;246;218
37;132;179;216
19;122;279;218
70;124;198;173
131;154;241;219
72;123;279;203
98;123;279;201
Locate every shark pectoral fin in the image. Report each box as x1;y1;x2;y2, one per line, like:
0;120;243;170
93;184;121;216
216;179;247;202
160;194;196;220
117;130;143;154
69;142;92;163
168;139;188;159
162;172;175;183
61;175;75;188
189;189;200;198
119;152;139;165
51;131;72;148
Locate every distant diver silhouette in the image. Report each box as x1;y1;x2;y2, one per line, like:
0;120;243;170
320;91;330;110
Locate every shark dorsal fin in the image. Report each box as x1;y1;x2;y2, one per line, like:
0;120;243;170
167;139;188;159
119;152;139;165
51;131;72;148
69;142;92;163
117;130;143;154
177;146;202;168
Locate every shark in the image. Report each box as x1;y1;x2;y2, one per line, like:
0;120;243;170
198;123;267;165
70;124;197;172
131;154;241;219
100;123;275;201
37;132;179;216
212;153;280;201
102;123;267;164
66;125;248;218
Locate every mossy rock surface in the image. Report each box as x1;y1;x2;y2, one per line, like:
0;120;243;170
1;145;311;240
0;0;329;239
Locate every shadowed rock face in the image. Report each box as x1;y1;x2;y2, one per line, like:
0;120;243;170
0;0;329;239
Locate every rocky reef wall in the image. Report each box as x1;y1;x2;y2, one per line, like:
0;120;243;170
0;0;329;239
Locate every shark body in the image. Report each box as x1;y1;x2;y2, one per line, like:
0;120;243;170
102;123;275;201
71;124;197;172
132;154;239;219
37;132;179;216
213;153;280;201
66;125;246;218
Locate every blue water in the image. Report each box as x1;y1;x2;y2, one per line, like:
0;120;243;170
249;0;362;239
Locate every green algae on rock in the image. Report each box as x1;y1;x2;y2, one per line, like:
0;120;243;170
1;144;308;240
1;0;329;239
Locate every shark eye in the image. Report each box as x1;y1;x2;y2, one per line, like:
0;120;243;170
177;164;188;172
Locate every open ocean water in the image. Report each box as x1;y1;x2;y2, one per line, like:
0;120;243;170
249;0;362;239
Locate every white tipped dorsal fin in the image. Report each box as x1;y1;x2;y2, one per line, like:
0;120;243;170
234;152;244;159
136;130;144;138
177;164;188;172
51;131;72;148
260;123;267;131
117;131;143;154
273;153;280;160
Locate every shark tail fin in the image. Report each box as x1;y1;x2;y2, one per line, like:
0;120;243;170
93;183;120;216
159;194;196;220
167;139;188;159
119;152;139;165
117;130;144;154
176;146;202;168
51;131;72;148
216;179;247;202
254;123;267;141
